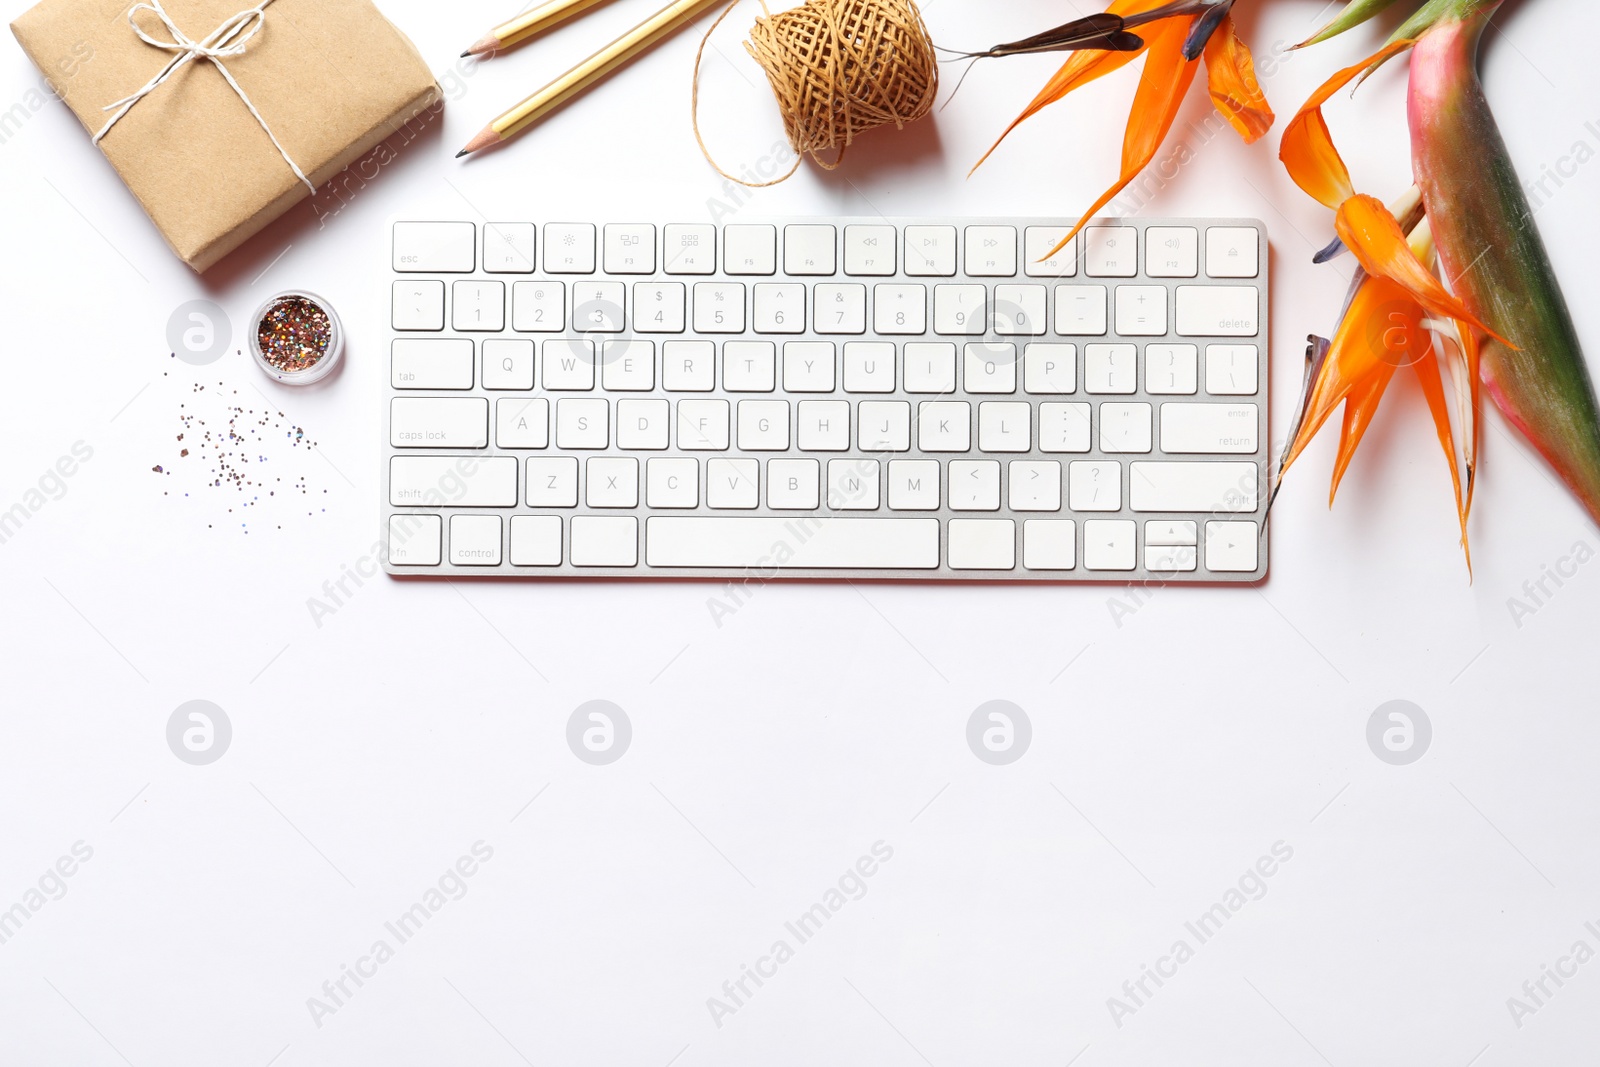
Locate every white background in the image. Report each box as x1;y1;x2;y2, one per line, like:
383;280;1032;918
3;0;1599;1064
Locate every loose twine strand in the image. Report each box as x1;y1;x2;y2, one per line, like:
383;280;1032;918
692;0;938;187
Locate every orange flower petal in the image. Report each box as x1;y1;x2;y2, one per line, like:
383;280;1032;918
974;0;1179;173
1329;359;1399;505
1279;39;1413;209
1335;194;1511;345
1412;348;1472;568
1203;13;1274;144
1042;14;1201;257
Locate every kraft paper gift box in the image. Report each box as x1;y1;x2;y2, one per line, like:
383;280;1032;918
11;0;440;272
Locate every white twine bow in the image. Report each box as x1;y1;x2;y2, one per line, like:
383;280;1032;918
94;0;315;192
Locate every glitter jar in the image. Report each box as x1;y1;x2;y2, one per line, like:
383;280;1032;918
249;290;344;385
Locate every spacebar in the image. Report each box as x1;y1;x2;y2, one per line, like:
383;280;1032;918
646;517;941;569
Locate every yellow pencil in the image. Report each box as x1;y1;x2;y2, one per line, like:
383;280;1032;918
461;0;617;58
457;0;727;157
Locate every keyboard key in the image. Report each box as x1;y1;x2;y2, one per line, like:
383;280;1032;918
844;225;896;275
1082;519;1136;570
1069;461;1121;511
450;515;501;566
646;516;939;568
844;342;895;392
511;281;565;332
1024;227;1077;277
601;340;655;391
647;457;699;507
949;460;1001;510
678;399;730;449
1085;343;1137;394
738;400;790;450
483;338;534;390
542;339;595;390
753;283;806;333
724;341;776;391
526;457;579;506
555;398;608;449
904;225;957;276
784;224;836;275
571;516;637;566
392;338;473;389
496;397;549;448
616;398;670;449
978;402;1031;453
874;284;927;334
1145;520;1198;546
1008;460;1061;511
1127;462;1259;512
948;519;1015;569
934;285;986;335
783;342;836;392
1023;519;1075;569
993;284;1047;336
572;281;625;332
888;460;939;509
452;281;505;332
904;342;956;393
1205;520;1259;571
509;515;561;566
587;457;639;507
827;458;880;509
814;284;866;334
663;340;715;391
390;456;517;507
634;282;686;333
1024;343;1076;394
1176;285;1258;336
1146;544;1197;572
919;401;970;452
964;226;1017;276
706;458;759;507
544;222;596;273
768;459;820;508
393;280;444;331
798;400;850;451
1098;402;1152;453
1054;285;1107;335
389;514;441;566
1205;344;1259;395
859;401;911;451
1084;226;1137;276
604;223;655;274
393;221;474;272
1206;227;1259;278
1039;403;1092;453
694;282;746;332
390;397;488;449
1160;403;1258;453
1145;343;1198;395
483;223;537;273
964;343;1017;394
725;224;777;274
1114;285;1167;336
663;224;716;274
1145;226;1198;278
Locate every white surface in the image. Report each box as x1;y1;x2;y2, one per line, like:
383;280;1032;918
2;1;1599;1064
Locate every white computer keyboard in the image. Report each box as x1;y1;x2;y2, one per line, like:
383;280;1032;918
383;216;1268;581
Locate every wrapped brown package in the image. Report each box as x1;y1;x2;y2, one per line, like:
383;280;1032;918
11;0;440;272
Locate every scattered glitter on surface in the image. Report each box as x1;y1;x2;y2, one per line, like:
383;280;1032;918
256;295;332;374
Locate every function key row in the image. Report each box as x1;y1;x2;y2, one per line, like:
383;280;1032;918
392;222;1261;281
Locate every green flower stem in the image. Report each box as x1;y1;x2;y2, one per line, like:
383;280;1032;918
1409;3;1600;524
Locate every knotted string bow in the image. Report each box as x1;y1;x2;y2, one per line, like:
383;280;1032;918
94;0;315;192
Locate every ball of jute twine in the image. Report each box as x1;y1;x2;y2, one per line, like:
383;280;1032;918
692;0;938;187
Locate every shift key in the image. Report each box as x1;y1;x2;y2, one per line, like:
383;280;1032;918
390;456;517;507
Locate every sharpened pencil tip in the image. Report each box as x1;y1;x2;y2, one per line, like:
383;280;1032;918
456;148;469;158
460;50;470;57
